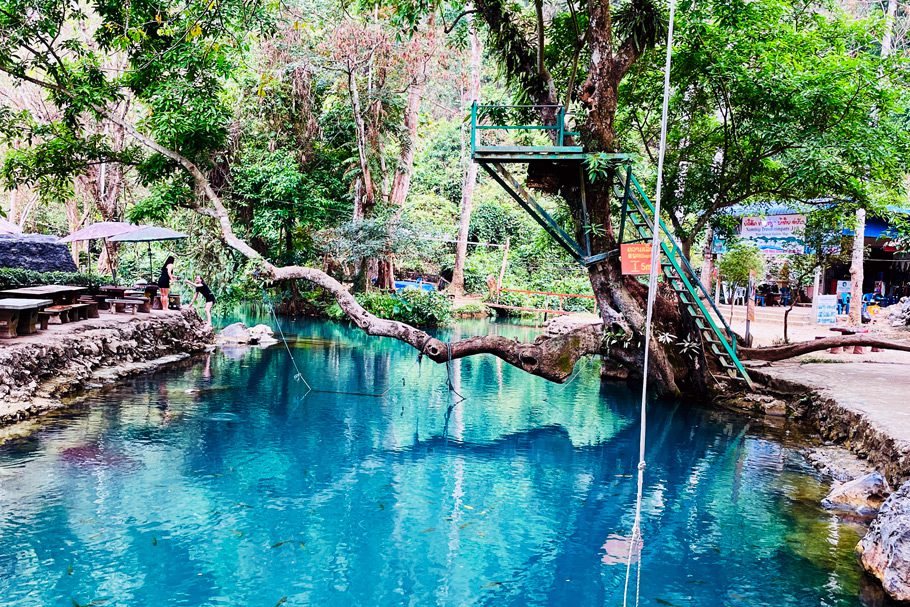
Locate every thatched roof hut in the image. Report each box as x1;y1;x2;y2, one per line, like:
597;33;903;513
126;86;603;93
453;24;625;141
0;234;77;272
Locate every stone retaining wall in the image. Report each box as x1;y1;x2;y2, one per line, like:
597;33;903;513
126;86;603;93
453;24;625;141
0;309;212;424
748;367;910;487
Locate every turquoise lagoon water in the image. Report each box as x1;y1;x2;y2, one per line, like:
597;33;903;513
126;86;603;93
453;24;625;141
0;319;882;606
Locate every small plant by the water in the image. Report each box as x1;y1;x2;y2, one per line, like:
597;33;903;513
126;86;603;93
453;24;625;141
327;287;453;327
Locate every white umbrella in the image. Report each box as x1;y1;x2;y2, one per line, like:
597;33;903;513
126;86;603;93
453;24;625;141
57;221;141;281
109;226;189;282
58;221;139;243
0;217;21;235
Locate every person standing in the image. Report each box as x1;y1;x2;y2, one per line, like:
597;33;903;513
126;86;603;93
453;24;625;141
158;256;177;311
186;276;216;327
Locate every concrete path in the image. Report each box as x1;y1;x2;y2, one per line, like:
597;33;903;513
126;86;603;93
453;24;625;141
0;308;186;348
755;356;910;444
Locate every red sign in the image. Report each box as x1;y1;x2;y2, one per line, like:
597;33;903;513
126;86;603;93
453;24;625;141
620;243;653;275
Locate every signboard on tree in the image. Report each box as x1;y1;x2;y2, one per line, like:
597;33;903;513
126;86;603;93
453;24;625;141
620;243;653;275
740;214;806;254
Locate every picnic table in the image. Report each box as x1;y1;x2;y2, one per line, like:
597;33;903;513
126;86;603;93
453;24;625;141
0;298;53;338
0;285;87;305
99;286;129;298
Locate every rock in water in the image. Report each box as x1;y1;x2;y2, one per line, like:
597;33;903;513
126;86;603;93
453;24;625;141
248;324;278;345
217;322;279;346
822;472;891;516
218;322;252;343
858;480;910;601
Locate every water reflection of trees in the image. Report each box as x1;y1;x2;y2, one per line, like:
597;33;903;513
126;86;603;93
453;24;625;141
0;319;865;606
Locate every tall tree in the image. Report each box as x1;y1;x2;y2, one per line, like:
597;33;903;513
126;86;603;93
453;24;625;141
3;0;907;393
450;9;482;297
850;0;899;326
618;0;910;261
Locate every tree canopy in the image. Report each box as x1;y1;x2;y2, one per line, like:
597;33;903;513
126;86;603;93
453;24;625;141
1;0;909;392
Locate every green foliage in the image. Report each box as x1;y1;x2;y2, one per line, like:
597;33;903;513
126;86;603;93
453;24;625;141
619;0;910;244
469;195;535;244
453;302;488;314
718;241;765;286
613;0;668;53
328;287;452;326
0;268;115;290
411;120;466;204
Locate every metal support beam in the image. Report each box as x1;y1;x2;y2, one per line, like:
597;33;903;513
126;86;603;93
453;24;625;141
578;165;592;257
480;162;588;264
618;164;632;246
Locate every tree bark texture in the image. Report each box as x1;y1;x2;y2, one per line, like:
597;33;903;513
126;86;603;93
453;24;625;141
849;208;865;326
451;14;482;297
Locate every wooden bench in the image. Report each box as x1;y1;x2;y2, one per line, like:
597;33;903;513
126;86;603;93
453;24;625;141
77;296;101;318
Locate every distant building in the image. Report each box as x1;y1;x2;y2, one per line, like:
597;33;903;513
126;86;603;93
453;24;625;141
719;203;910;297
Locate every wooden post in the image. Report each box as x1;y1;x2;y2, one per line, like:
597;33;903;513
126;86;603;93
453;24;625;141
811;265;821;321
497;236;510;292
745;270;756;347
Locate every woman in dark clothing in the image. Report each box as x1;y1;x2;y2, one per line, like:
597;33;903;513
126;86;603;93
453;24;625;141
158;256;177;311
185;275;216;327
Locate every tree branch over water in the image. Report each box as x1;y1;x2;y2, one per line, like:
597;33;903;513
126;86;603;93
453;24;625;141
741;335;910;361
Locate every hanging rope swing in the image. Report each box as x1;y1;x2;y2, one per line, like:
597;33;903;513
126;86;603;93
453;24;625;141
621;0;678;606
263;291;425;399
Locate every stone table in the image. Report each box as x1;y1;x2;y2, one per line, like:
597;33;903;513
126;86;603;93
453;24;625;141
0;298;53;337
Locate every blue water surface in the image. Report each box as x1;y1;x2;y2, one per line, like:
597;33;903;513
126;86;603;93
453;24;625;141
0;318;879;606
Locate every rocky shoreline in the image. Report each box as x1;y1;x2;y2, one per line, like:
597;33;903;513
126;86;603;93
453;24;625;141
0;309;212;425
747;366;910;487
731;365;910;603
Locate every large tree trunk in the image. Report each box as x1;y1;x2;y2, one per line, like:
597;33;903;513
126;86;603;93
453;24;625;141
389;85;421;209
451;15;482;297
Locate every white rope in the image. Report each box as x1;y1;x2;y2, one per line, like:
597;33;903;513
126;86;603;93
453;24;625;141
622;1;677;606
267;300;313;393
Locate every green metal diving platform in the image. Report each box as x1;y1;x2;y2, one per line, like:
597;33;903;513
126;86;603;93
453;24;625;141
469;103;753;388
470;103;587;162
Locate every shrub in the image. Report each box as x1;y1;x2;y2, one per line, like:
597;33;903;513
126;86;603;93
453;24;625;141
718;241;765;287
453;302;487;314
327;287;453;327
0;268;115;291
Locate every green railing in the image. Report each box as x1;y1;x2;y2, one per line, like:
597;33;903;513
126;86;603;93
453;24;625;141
469;102;580;155
624;173;751;386
626;174;734;341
